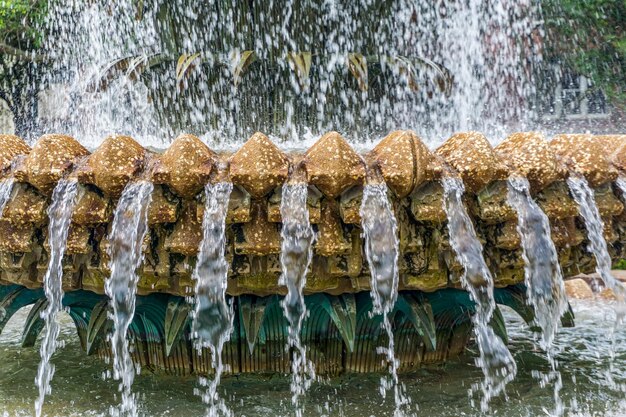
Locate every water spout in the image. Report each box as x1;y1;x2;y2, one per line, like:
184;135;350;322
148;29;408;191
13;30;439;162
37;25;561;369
279;182;315;416
441;176;517;411
360;183;410;416
567;175;626;390
507;176;568;415
192;182;234;417
567;176;626;304
34;179;79;417
105;181;153;417
0;178;15;216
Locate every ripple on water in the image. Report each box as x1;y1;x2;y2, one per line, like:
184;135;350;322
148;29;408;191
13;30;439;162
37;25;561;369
0;300;624;417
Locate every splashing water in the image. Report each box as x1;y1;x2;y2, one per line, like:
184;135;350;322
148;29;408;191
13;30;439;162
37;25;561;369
441;176;517;411
360;183;410;416
0;178;15;216
37;0;538;147
279;182;316;416
191;182;234;417
105;181;153;417
34;179;79;417
567;175;626;390
507;176;569;415
42;1;161;146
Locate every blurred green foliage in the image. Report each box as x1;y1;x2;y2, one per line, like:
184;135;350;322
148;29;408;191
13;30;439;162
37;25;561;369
614;258;626;270
543;0;626;107
0;0;46;49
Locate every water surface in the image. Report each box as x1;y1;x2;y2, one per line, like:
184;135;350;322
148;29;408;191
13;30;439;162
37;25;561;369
0;300;624;417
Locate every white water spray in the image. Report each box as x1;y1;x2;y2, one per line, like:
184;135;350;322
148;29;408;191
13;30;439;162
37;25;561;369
567;175;626;391
0;178;15;216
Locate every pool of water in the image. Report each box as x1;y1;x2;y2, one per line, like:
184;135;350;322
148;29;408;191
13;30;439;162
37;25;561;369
1;300;624;417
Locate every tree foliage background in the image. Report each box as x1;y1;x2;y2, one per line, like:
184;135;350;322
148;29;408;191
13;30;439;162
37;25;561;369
543;0;626;106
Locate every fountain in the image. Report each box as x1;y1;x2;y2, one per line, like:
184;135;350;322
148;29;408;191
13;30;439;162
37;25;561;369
507;176;568;415
0;2;624;415
0;130;624;416
568;175;626;304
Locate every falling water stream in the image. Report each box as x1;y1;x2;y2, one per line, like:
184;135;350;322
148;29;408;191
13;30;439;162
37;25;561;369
34;179;79;417
360;183;410;416
279;182;316;417
567;176;626;304
105;181;153;417
567;175;626;390
507;176;568;415
441;176;517;411
191;182;234;417
0;178;15;215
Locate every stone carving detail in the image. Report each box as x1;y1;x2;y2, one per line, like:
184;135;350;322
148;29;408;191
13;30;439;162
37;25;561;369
435;131;508;193
369;130;431;198
304;131;365;198
153;134;215;198
230;132;289;198
16;134;89;194
551;134;617;186
495;132;562;191
0;131;622;299
77;135;146;197
0;134;30;174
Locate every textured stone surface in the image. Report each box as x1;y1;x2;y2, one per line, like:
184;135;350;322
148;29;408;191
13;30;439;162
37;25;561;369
0;129;624;300
0;135;30;174
495;132;563;191
0;220;34;253
551;134;617;186
436;132;508;193
316;200;351;256
564;278;594;299
72;186;111;225
410;182;446;223
2;183;47;226
230;132;289;198
164;201;202;256
304;132;365;198
235;202;281;255
152;134;216;198
77;135;146;197
148;185;179;225
19;134;89;194
595;135;626;172
474;180;516;223
369;130;431;197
